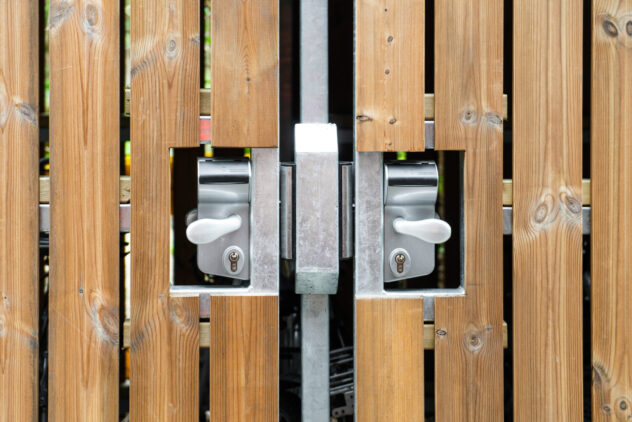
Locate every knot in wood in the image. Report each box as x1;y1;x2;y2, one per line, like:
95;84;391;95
49;0;74;31
603;17;619;38
90;295;119;346
169;300;194;327
464;328;484;353
484;111;502;127
16;102;37;126
435;329;447;337
82;2;103;37
460;108;478;125
165;35;180;60
355;114;372;122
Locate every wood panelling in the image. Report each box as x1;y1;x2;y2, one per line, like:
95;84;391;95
130;0;199;419
591;1;632;419
0;1;39;419
513;1;584;420
355;0;425;152
356;298;425;421
209;296;279;421
124;89;508;120
434;1;504;420
48;0;120;419
210;0;279;148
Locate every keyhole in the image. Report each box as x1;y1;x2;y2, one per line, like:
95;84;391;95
229;251;240;272
395;253;406;273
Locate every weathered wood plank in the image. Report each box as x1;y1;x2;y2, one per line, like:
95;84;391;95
591;1;632;419
209;296;279;421
356;298;424;421
355;0;425;152
0;1;39;419
130;0;199;419
211;0;279;148
124;89;509;120
434;1;504;420
48;0;120;419
513;1;584;420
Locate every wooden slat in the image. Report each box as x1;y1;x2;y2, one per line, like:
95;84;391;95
356;298;424;421
40;176;130;204
123;320;508;349
48;0;120;419
0;1;39;419
167;296;200;422
210;0;279;148
503;179;590;206
209;296;278;421
513;1;584;420
124;89;509;120
130;0;199;419
433;1;504;420
355;0;425;152
591;2;632;419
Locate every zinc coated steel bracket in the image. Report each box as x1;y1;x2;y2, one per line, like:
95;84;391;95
294;123;340;294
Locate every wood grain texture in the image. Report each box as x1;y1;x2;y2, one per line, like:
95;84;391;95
356;298;424;421
123;320;508;349
591;1;632;420
433;1;504;420
355;0;425;152
40;176;130;203
48;0;120;420
209;296;279;421
503;179;590;206
211;0;279;148
125;89;508;120
513;1;584;420
0;1;39;420
130;0;199;420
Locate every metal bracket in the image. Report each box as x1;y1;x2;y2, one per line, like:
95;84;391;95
294;123;339;294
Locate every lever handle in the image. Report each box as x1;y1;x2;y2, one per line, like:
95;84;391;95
186;214;242;245
393;217;452;244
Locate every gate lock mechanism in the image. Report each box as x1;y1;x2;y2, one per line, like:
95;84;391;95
186;158;251;280
384;161;451;282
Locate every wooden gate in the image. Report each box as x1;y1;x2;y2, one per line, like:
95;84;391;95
0;0;631;421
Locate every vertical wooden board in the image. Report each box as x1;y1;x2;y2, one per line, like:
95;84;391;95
433;1;504;420
211;0;279;148
130;0;199;420
168;296;200;422
355;0;425;152
435;0;504;151
591;1;632;419
0;1;39;420
209;296;279;421
356;298;424;421
513;1;583;420
48;0;120;420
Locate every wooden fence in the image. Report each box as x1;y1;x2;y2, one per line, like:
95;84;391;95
0;0;630;421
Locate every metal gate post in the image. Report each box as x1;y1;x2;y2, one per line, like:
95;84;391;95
299;0;333;420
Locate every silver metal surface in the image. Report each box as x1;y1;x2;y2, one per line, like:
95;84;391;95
39;204;130;232
195;158;251;280
502;206;590;235
249;148;280;294
171;148;280;300
354;152;464;320
300;0;328;122
383;161;440;282
340;162;354;259
280;164;294;260
425;120;435;149
294;123;339;294
301;294;330;422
